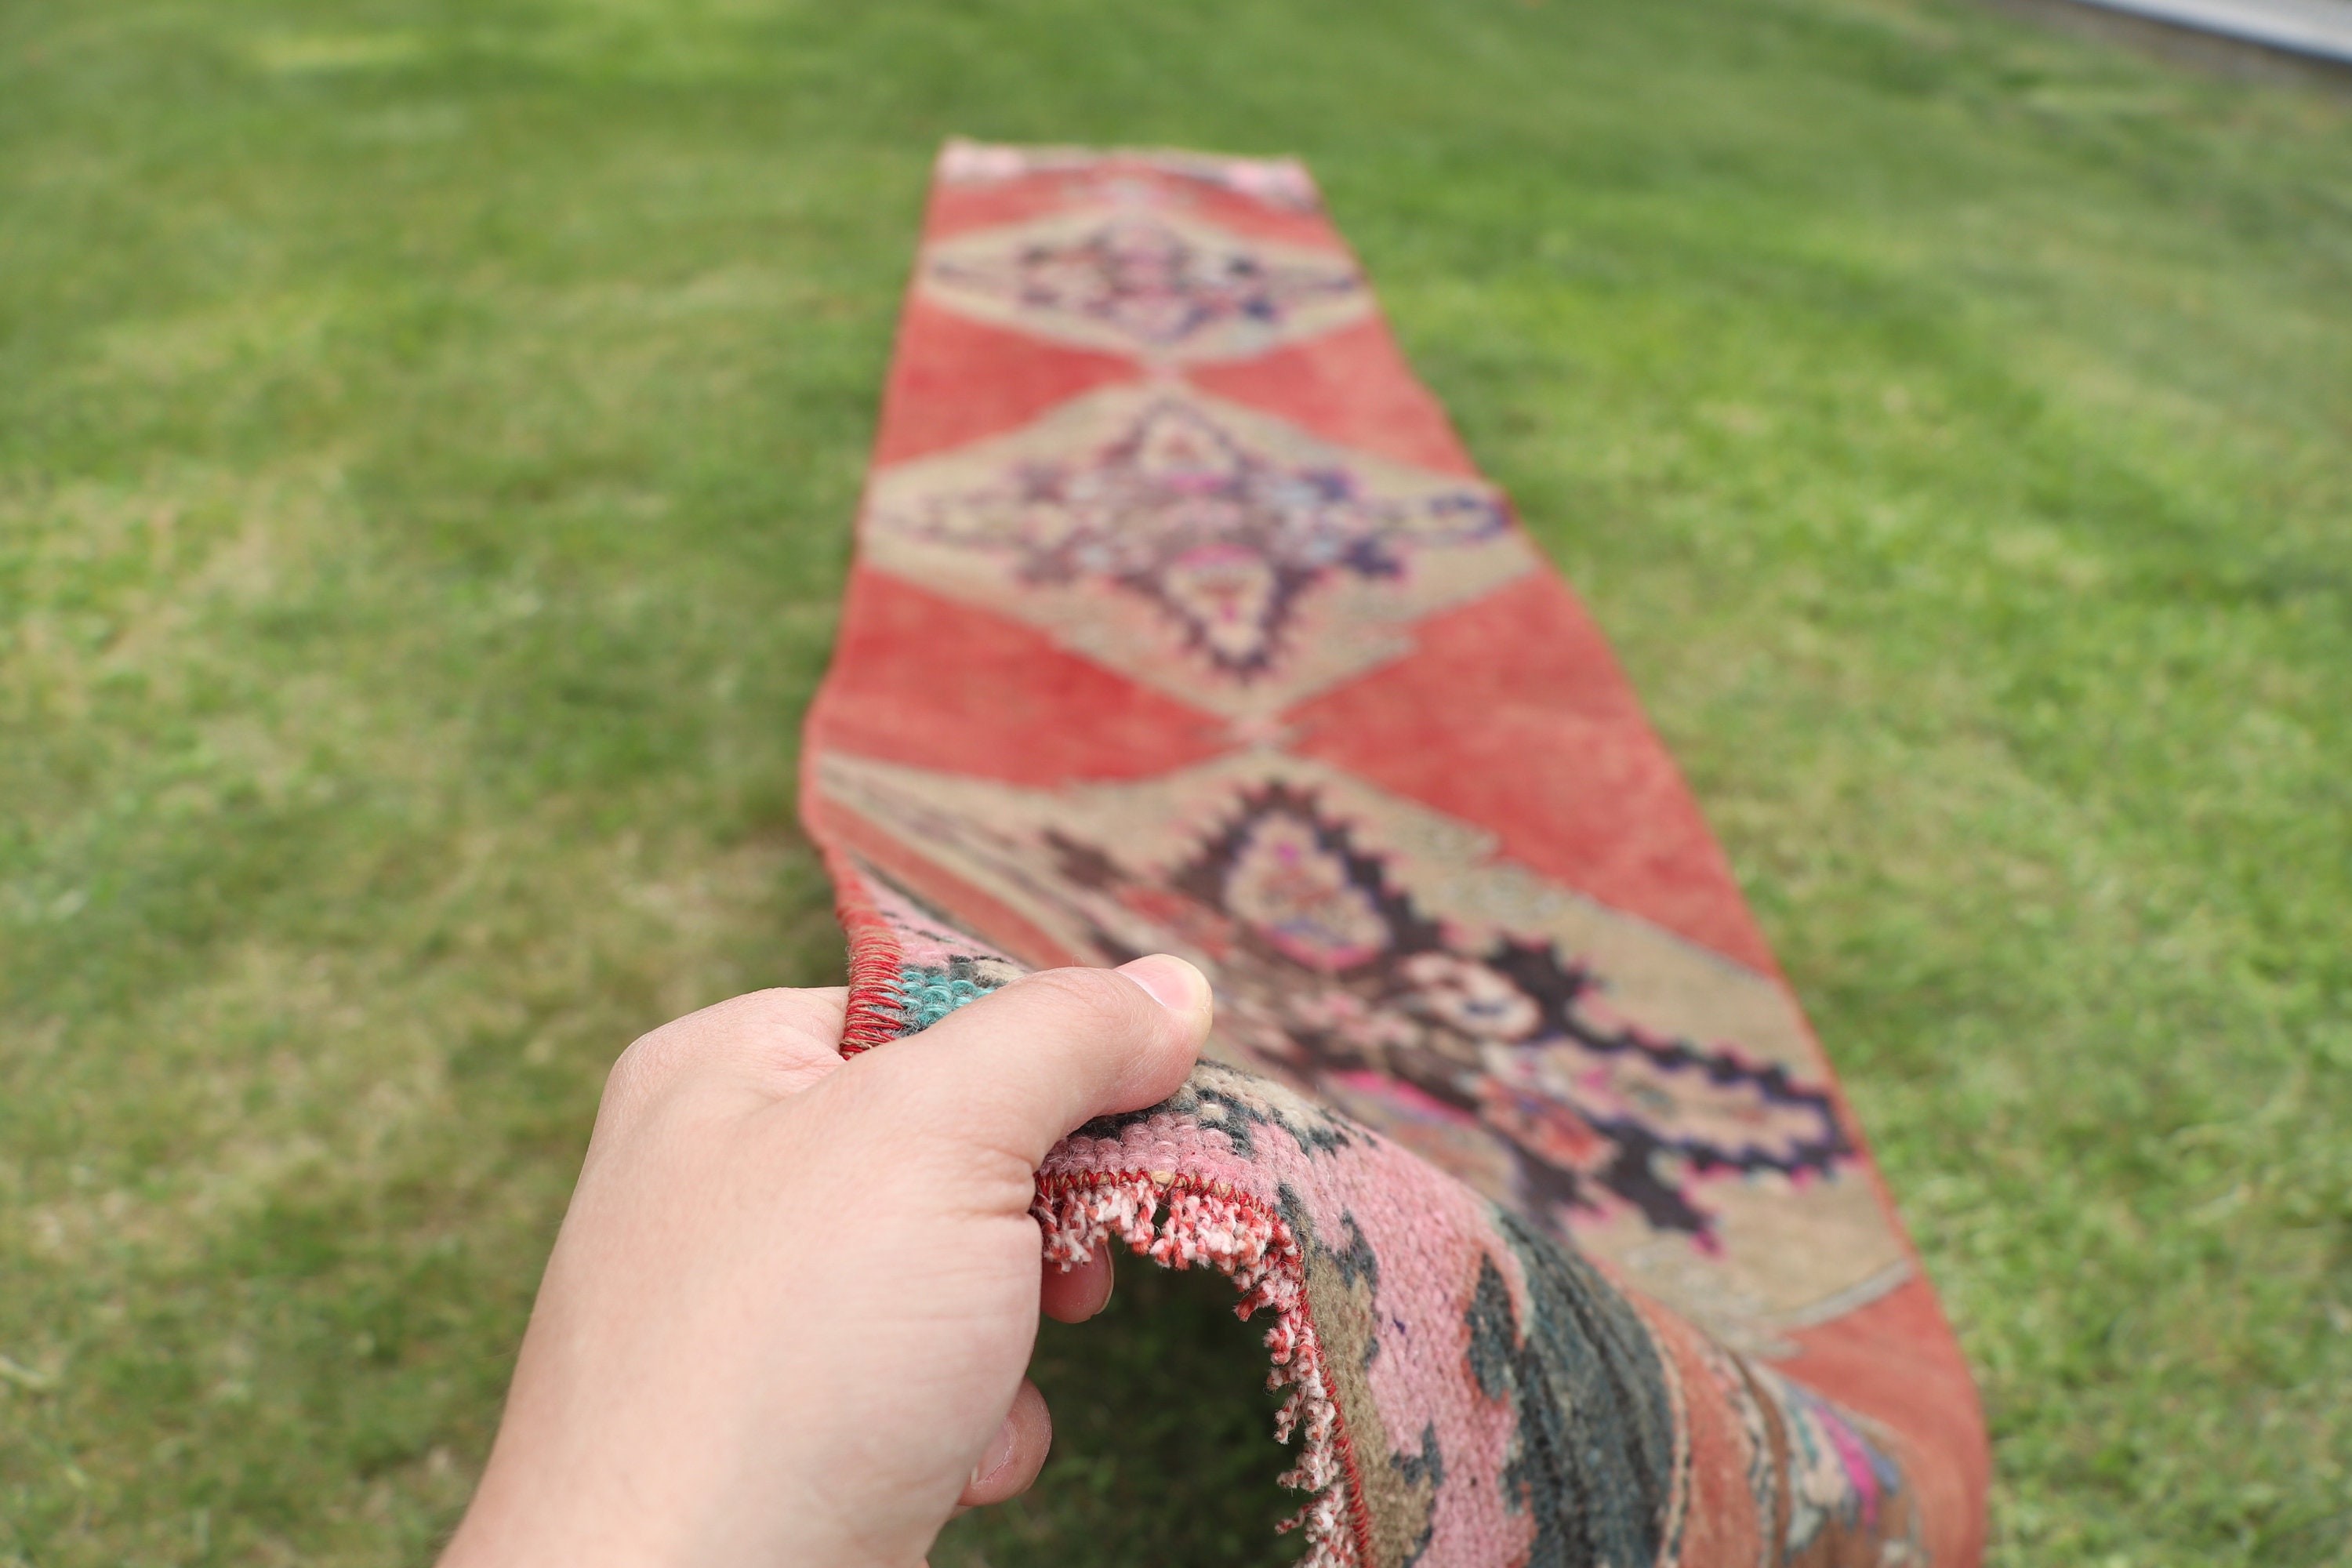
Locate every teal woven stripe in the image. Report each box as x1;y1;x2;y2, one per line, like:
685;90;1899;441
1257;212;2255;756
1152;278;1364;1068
892;962;1006;1033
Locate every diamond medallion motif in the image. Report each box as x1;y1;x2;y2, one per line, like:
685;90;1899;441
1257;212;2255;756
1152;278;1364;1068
816;749;1911;1339
920;206;1370;364
861;385;1537;718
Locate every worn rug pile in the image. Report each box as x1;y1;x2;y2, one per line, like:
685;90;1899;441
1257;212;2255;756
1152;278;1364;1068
800;141;1987;1568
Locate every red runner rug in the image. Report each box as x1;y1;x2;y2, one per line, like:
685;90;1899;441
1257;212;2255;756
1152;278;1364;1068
802;140;1987;1568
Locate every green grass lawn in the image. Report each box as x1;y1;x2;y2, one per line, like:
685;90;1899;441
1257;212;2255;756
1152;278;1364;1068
4;0;2348;1562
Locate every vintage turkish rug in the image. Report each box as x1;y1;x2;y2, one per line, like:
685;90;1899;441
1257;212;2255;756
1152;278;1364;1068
800;140;1988;1568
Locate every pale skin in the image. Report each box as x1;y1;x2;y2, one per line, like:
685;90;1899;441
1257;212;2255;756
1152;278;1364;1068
437;954;1213;1568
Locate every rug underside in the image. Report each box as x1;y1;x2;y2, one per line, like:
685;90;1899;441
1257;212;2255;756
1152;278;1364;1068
800;140;1987;1568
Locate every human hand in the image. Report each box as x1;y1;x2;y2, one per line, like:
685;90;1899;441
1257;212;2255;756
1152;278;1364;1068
435;955;1211;1568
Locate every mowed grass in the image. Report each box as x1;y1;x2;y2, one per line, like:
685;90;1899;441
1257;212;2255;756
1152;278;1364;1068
3;0;2348;1562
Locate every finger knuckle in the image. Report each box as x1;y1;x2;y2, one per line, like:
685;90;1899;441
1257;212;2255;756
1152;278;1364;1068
600;1034;670;1119
725;985;817;1024
601;989;771;1106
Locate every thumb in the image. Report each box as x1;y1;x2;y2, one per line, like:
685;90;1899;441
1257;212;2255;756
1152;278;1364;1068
844;955;1210;1170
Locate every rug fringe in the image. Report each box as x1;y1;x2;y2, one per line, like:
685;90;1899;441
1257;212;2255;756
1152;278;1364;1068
1033;1171;1360;1568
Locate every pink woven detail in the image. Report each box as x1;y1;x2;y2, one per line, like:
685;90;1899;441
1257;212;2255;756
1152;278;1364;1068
1033;1171;1363;1568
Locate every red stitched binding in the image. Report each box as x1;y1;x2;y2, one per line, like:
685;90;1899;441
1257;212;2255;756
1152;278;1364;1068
821;840;906;1056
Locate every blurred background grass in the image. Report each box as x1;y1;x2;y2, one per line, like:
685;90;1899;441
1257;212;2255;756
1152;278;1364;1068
3;0;2348;1563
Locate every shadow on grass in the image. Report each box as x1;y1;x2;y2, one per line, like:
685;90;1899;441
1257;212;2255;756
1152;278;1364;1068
932;1263;1305;1568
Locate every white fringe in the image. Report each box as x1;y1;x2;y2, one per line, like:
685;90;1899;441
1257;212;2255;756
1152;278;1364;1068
1033;1173;1360;1568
